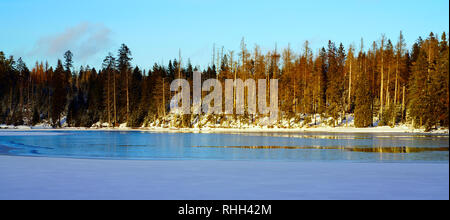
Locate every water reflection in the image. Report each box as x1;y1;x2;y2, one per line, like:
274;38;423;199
0;130;448;162
193;145;449;153
222;132;448;141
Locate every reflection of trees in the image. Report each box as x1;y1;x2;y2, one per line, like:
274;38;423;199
192;145;448;153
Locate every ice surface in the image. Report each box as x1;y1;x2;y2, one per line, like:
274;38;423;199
0;131;70;136
0;155;448;200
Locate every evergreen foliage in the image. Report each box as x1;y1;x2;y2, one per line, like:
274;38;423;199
0;33;448;130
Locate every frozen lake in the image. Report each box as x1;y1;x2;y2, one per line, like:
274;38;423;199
0;130;448;162
0;130;448;199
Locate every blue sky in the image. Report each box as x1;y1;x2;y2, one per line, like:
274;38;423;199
1;0;448;70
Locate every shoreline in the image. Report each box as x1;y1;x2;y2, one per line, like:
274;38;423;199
1;125;449;135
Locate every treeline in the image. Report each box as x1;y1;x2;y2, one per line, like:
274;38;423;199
0;32;448;131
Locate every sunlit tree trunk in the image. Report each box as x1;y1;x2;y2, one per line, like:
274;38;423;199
380;36;385;121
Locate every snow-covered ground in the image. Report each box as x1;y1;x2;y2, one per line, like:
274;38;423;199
1;124;448;134
0;155;448;200
2;116;449;134
144;125;449;134
2;110;449;134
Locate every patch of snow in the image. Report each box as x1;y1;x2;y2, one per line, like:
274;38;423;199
0;155;447;200
0;131;70;136
60;116;67;127
32;123;53;129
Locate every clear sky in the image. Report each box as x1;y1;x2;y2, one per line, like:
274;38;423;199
1;0;448;71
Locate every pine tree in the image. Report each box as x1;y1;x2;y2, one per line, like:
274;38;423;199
117;44;132;124
50;60;67;127
436;32;449;127
354;67;373;127
317;48;328;114
102;53;117;127
408;33;440;130
64;50;73;73
0;33;448;130
326;41;346;125
393;31;406;125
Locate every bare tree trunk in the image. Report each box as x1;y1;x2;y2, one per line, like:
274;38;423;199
303;42;309;114
47;78;50;123
380;65;384;120
387;65;391;108
393;60;399;126
113;70;117;127
162;77;165;117
234;63;237;117
19;79;23;112
303;59;307;113
293;68;296;113
317;69;321;114
107;70;111;127
394;61;399;107
348;58;352;112
28;76;32;125
9;87;13;116
380;53;384;121
401;85;405;123
126;68;130;124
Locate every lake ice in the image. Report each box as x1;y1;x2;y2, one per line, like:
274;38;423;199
0;130;448;199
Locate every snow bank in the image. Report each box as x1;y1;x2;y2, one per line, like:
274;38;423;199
0;155;447;200
2;113;449;134
0;125;32;130
0;131;70;136
140;113;449;134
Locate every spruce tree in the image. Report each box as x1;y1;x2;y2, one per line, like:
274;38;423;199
50;60;67;127
354;70;373;127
